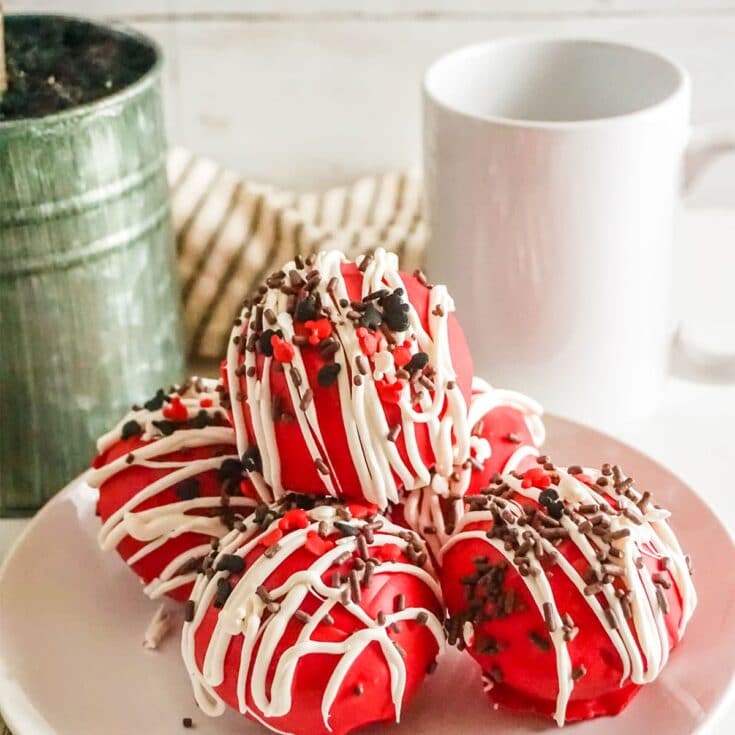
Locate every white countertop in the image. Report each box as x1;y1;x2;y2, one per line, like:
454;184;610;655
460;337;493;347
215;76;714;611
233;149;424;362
1;207;733;733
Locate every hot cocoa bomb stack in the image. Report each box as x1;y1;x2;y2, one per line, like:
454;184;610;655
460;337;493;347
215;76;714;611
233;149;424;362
88;247;696;732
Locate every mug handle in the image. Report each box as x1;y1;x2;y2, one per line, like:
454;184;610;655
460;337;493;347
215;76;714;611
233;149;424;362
672;126;735;381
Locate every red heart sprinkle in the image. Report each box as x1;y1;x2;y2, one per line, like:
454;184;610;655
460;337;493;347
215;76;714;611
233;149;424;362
271;335;296;364
347;502;378;519
305;530;336;556
391;341;413;368
376;380;404;405
279;508;309;531
162;396;188;422
521;467;552;490
375;543;402;562
260;528;284;548
356;327;381;357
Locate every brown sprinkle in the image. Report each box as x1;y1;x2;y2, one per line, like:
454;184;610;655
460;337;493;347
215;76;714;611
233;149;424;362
299;389;313;411
363;560;375;587
620;594;633;620
349;570;362;603
184;600;195;622
315;458;330;475
529;631;551;652
609;528;631;540
542;602;556;632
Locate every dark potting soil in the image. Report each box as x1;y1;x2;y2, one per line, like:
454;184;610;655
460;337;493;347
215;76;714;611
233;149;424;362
0;16;156;121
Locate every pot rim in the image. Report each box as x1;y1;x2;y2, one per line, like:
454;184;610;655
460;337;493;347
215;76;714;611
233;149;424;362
0;13;163;131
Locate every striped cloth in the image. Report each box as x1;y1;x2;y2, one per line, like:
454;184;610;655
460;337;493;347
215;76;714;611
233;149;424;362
0;153;426;735
168;148;427;360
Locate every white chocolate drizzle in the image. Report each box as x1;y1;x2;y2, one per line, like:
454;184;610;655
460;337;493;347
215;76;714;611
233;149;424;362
225;249;470;509
441;465;697;727
182;505;445;731
401;377;545;557
89;379;259;599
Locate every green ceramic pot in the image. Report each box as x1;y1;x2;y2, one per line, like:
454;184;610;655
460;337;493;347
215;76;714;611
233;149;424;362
0;16;184;516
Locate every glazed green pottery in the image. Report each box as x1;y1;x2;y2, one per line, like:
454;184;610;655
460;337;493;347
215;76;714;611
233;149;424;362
0;16;184;515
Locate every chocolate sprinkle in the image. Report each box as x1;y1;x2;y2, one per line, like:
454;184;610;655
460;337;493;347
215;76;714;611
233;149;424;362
143;389;167;411
334;521;360;536
241;446;262;473
258;329;279;356
121;419;142;439
317;363;341;387
218;458;243;483
152;419;177;436
175;478;201;501
214;578;232;609
529;631;551;652
184;600;195;622
359;303;383;330
216;554;246;575
380;290;410;332
406;351;430;373
542;602;556;632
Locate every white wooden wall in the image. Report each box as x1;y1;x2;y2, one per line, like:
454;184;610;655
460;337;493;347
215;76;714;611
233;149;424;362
6;0;735;204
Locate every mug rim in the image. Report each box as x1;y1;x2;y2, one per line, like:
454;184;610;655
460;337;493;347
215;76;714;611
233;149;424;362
423;36;691;129
0;14;163;132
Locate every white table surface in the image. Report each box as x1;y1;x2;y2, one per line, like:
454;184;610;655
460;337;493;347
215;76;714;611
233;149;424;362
1;207;734;733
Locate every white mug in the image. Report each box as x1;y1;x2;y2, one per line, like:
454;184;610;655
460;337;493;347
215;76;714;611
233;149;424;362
423;38;734;428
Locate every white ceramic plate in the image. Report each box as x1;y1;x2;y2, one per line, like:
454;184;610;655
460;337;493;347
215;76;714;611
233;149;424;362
1;415;734;735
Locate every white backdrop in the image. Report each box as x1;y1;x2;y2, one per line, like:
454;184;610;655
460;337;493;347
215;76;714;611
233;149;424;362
5;0;735;203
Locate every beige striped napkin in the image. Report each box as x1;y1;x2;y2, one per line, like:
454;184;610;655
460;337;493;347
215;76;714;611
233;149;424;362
168;147;427;361
0;152;426;735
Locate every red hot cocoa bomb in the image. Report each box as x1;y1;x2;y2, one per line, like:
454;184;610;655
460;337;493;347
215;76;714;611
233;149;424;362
90;379;259;602
222;248;474;508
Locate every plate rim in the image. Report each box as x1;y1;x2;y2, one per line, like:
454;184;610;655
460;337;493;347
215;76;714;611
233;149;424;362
1;419;734;735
